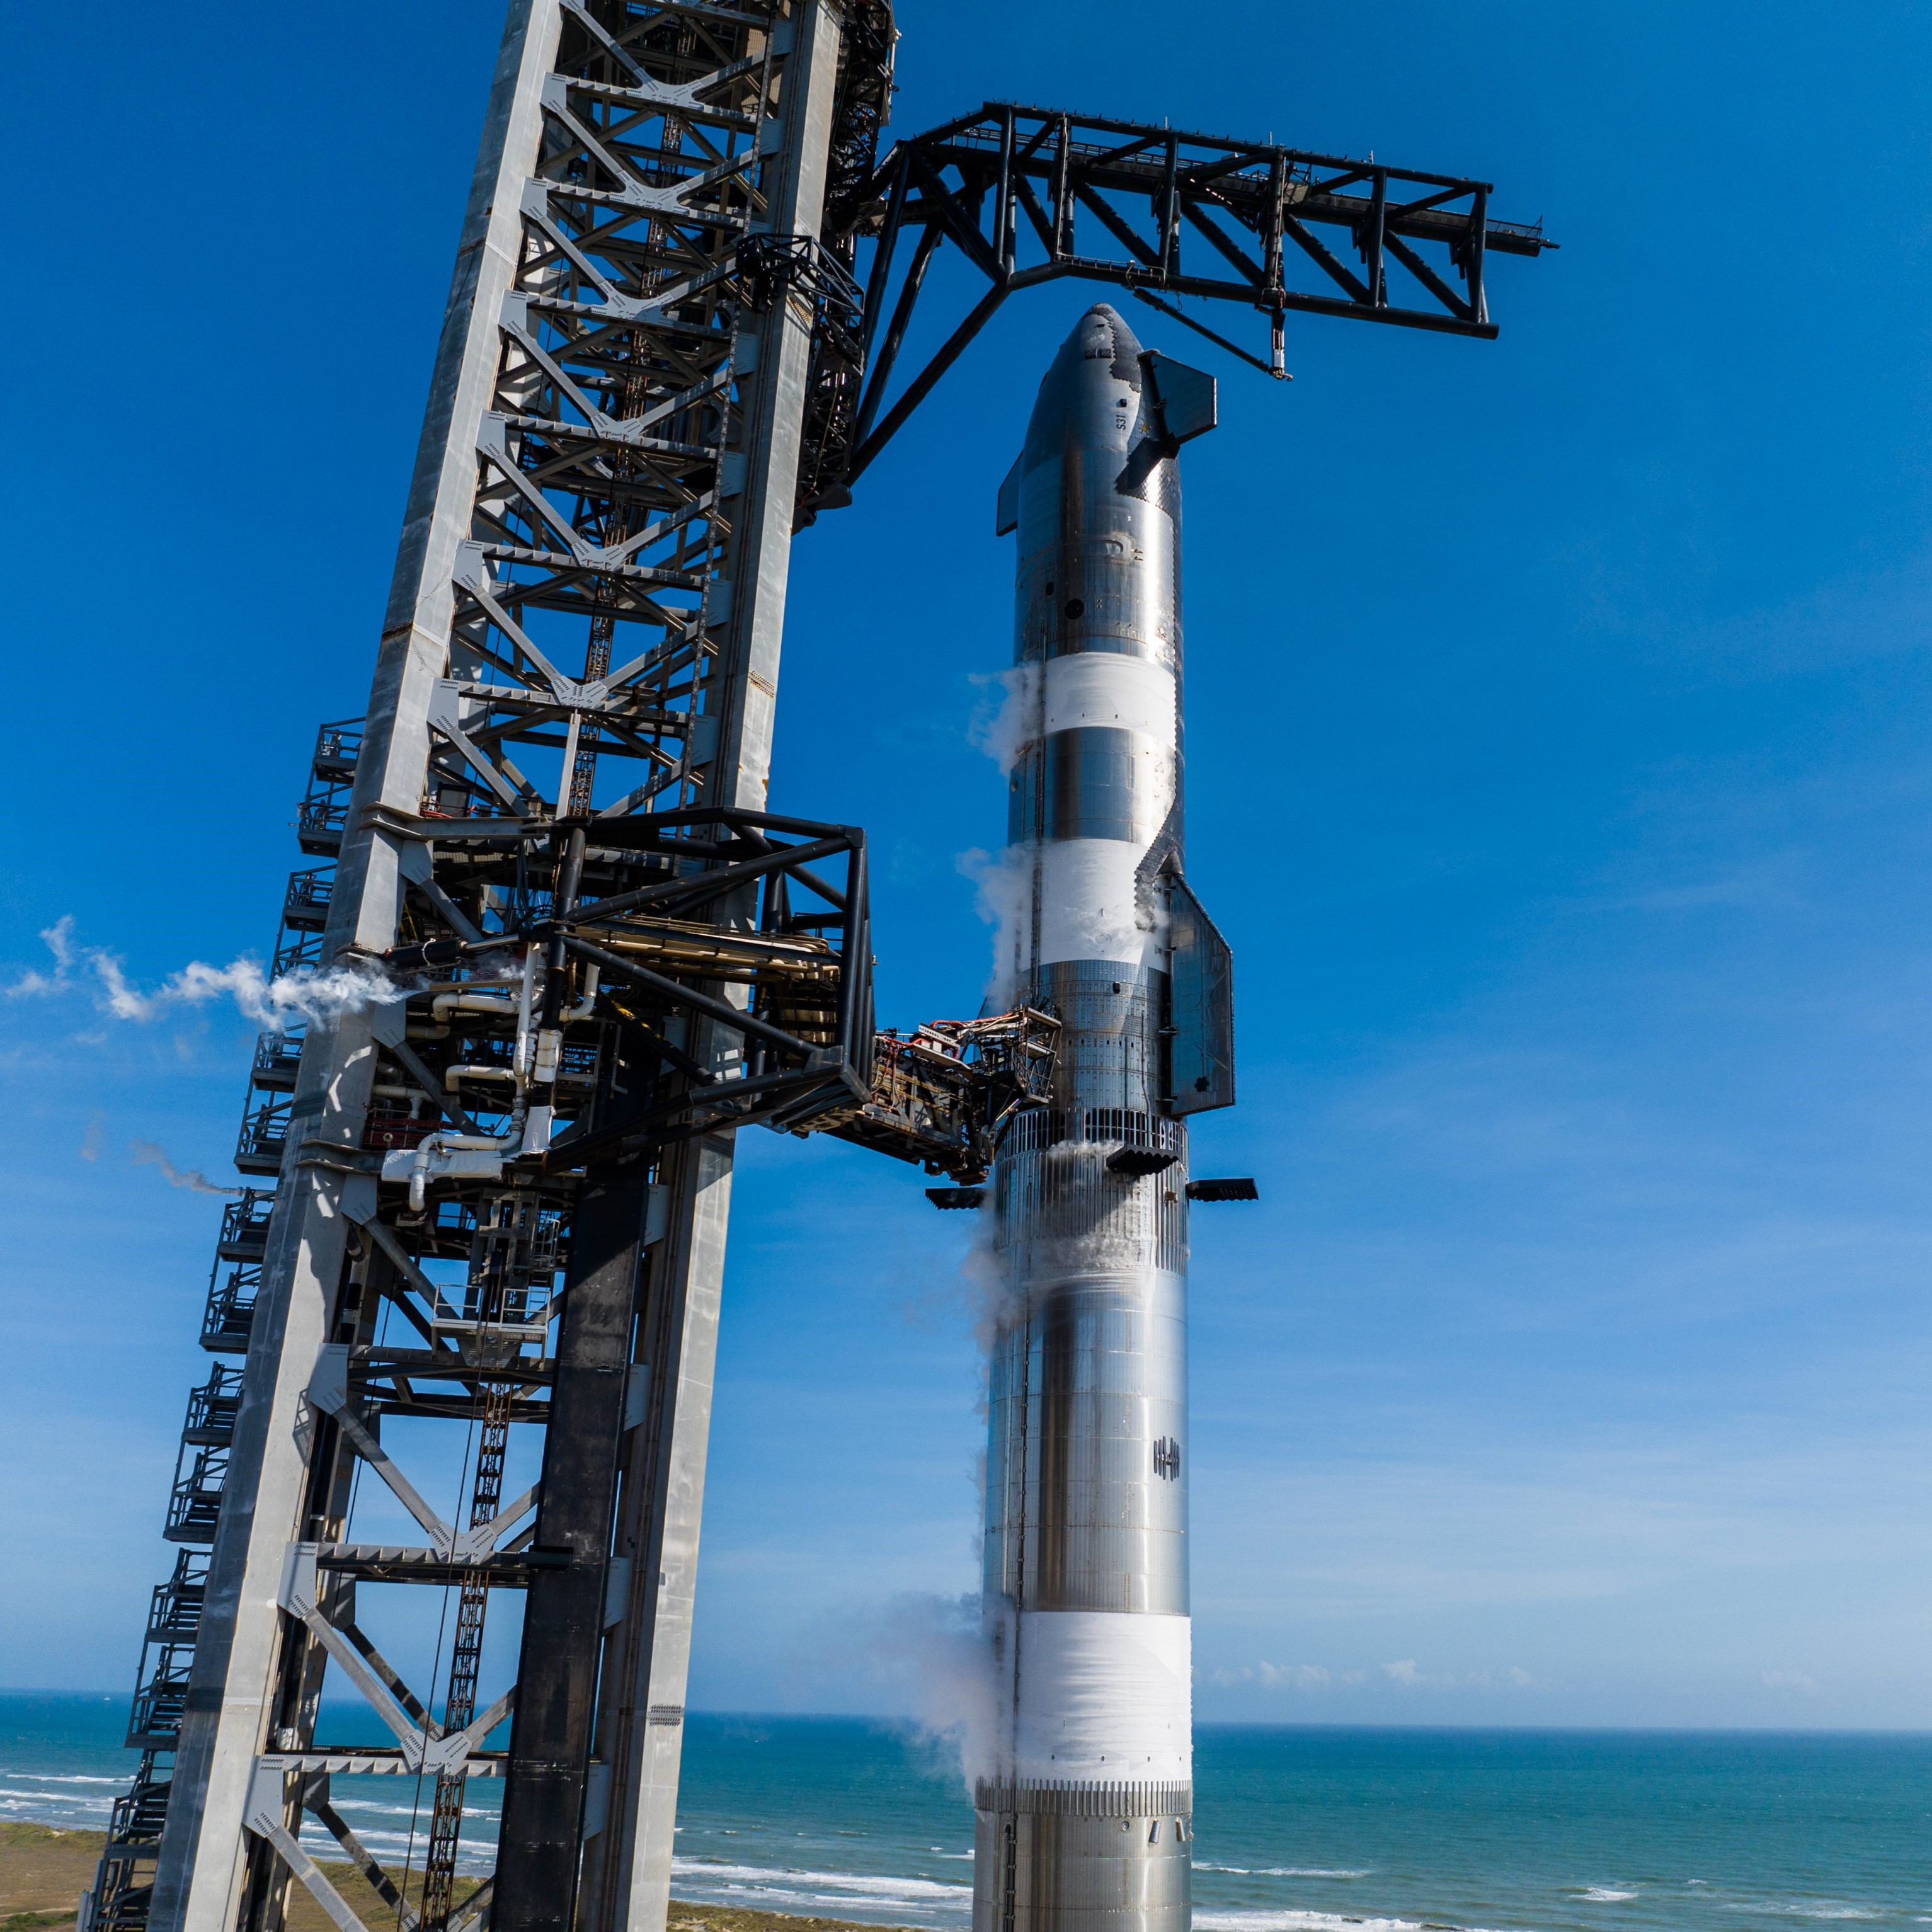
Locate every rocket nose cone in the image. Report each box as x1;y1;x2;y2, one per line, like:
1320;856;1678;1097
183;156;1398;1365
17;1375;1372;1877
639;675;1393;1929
1024;302;1148;452
1060;301;1146;372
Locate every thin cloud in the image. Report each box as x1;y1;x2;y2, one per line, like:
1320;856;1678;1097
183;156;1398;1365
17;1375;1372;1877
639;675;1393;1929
1208;1657;1531;1696
1208;1662;1365;1689
130;1140;243;1197
4;916;77;998
1260;1662;1347;1689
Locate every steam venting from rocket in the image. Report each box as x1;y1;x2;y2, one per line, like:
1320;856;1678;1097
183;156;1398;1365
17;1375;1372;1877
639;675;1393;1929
854;1593;1005;1798
969;664;1040;776
955;847;1031;1010
3;916;406;1029
852;1092;1032;1795
957;665;1043;1008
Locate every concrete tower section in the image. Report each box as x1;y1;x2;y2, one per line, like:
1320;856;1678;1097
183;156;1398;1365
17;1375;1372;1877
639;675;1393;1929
975;304;1227;1932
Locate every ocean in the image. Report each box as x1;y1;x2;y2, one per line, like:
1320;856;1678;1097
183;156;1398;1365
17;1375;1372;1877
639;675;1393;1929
3;1693;1925;1932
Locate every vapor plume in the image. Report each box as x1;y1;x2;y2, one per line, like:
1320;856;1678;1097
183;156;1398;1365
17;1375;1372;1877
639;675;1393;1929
956;846;1032;1009
130;1140;243;1197
96;954;404;1029
3;917;406;1029
854;1593;1002;1797
968;665;1041;776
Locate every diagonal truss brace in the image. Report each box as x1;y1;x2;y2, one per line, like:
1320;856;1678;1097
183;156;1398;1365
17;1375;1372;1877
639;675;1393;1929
241;1767;373;1932
304;1347;538;1562
275;1545;517;1776
803;101;1555;498
243;1764;492;1932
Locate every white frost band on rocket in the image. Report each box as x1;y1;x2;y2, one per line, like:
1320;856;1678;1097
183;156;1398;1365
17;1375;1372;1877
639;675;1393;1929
1005;1611;1193;1784
1042;655;1177;741
1032;843;1169;971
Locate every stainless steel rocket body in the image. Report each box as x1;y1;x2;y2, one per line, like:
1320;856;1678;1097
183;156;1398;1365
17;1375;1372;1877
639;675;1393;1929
974;306;1199;1932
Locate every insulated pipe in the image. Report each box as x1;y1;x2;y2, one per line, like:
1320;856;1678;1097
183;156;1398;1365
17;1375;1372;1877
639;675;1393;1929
513;948;537;1081
446;1066;519;1094
975;306;1199;1932
566;964;599;1022
403;1126;525;1213
395;964;605;1201
427;969;595;1034
431;992;521;1026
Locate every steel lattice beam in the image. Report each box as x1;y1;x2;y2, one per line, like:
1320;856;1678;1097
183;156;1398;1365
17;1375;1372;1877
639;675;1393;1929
113;8;881;1932
794;102;1555;502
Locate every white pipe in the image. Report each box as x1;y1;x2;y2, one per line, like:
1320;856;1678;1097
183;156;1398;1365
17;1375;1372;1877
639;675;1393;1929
405;954;538;1210
370;1083;428;1121
532;964;598;1085
445;1065;517;1101
565;964;599;1022
404;1124;525;1213
532;1029;563;1085
512;951;537;1081
423;961;592;1042
391;952;598;1207
431;992;519;1026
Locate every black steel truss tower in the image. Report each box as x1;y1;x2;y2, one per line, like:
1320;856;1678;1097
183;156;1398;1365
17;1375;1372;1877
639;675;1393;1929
81;9;1552;1932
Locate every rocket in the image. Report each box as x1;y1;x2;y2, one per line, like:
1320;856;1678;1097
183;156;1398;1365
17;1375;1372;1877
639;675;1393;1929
975;304;1233;1932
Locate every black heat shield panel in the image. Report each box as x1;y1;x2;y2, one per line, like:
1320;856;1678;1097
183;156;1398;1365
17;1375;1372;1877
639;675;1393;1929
1165;874;1234;1116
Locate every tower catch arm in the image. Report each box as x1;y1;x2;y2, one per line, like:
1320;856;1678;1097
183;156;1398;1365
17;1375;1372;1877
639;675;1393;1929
796;101;1556;506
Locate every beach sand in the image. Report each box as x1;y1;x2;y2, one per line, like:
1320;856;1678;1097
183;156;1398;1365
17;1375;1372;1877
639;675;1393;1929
0;1824;905;1932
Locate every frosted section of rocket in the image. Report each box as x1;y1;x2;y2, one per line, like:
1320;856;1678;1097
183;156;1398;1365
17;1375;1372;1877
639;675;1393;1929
973;305;1225;1932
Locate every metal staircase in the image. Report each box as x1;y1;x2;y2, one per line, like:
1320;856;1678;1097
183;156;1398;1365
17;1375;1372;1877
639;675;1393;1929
81;728;363;1932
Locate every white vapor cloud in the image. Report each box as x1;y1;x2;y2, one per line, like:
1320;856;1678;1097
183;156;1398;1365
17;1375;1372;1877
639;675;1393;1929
94;953;402;1029
3;917;406;1030
130;1140;243;1197
956;845;1032;1008
837;1592;1001;1797
957;665;1043;1007
968;665;1040;777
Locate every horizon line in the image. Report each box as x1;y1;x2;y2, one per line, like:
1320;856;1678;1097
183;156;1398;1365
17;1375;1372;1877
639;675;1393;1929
3;1691;1929;1740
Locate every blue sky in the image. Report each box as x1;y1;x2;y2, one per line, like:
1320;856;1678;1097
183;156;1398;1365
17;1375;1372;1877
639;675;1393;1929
6;0;1932;1730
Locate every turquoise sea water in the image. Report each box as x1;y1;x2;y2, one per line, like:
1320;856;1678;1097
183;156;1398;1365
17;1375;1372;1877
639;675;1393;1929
3;1693;1926;1931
